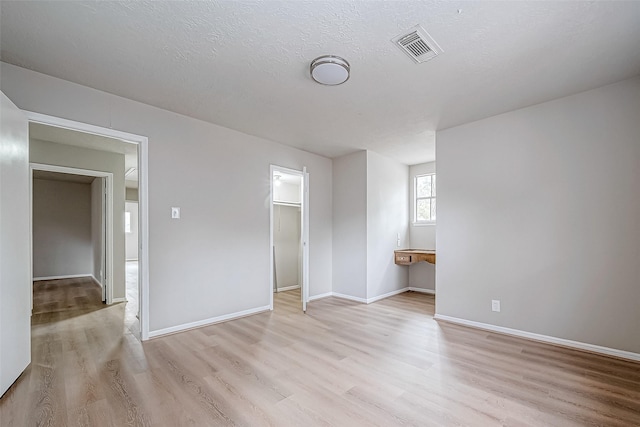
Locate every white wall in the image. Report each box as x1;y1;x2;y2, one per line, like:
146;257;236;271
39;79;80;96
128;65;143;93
125;201;138;261
436;77;640;354
91;177;104;286
408;161;436;291
0;62;333;334
273;204;300;290
32;179;93;278
30;139;126;298
333;150;409;301
332;151;367;299
366;151;409;299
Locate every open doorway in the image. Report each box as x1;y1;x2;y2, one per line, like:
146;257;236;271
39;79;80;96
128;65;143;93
270;165;309;313
26;114;149;340
272;170;302;313
124;151;140;336
125;198;139;335
30;166;113;307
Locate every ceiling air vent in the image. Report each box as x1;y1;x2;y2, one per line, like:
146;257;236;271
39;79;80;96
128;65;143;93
392;25;443;64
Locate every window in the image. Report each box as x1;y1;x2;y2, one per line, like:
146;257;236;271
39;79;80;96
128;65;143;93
125;212;131;233
415;173;436;223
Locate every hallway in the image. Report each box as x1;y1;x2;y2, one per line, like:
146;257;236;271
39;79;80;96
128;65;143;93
2;277;142;425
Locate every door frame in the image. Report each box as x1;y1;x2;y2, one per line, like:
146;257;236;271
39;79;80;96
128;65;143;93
269;165;309;311
30;163;114;304
24;111;151;340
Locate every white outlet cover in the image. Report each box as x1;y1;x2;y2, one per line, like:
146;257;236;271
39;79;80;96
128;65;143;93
171;207;180;219
491;300;501;312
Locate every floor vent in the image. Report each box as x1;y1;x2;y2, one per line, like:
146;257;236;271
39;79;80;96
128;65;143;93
392;25;443;64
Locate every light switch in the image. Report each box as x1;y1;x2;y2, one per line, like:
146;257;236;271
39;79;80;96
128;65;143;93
171;207;180;219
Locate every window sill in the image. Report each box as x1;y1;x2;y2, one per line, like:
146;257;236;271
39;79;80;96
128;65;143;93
412;222;436;227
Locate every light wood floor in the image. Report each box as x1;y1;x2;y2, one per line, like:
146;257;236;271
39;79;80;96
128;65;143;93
1;281;639;426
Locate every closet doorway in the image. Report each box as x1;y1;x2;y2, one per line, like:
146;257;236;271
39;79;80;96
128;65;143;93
270;166;309;312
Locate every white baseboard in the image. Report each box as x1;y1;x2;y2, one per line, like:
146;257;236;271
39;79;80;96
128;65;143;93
366;287;409;303
112;297;127;303
148;305;271;339
276;285;300;292
89;275;103;289
331;292;368;303
408;287;436;295
33;273;92;281
321;288;435;304
308;292;332;301
434;314;640;362
147;290;435;340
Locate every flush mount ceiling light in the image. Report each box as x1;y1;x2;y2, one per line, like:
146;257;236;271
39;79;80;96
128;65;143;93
310;55;350;85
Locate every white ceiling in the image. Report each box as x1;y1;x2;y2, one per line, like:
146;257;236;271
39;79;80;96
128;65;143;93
3;1;640;165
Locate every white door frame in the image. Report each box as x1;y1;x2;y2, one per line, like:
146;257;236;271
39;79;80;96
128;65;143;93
30;163;114;304
269;165;309;311
301;166;310;312
24;111;151;341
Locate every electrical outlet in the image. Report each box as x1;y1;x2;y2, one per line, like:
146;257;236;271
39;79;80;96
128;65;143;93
171;207;180;219
491;300;501;312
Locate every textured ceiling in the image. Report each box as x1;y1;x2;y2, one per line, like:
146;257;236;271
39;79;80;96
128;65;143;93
3;1;640;165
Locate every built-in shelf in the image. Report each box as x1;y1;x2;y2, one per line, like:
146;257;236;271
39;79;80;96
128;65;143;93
273;200;301;207
394;249;436;265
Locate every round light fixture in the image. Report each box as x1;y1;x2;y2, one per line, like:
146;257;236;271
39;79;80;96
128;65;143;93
310;55;350;86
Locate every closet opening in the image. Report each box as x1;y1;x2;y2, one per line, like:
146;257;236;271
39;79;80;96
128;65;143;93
269;165;309;313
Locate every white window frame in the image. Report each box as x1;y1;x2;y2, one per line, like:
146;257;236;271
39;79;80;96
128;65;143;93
414;173;436;225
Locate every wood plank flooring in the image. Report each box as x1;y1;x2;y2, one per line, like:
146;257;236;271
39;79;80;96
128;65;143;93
1;280;639;426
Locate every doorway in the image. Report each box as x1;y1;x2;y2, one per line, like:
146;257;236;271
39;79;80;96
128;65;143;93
125;200;140;334
30;165;113;305
25;111;150;340
270;165;309;312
